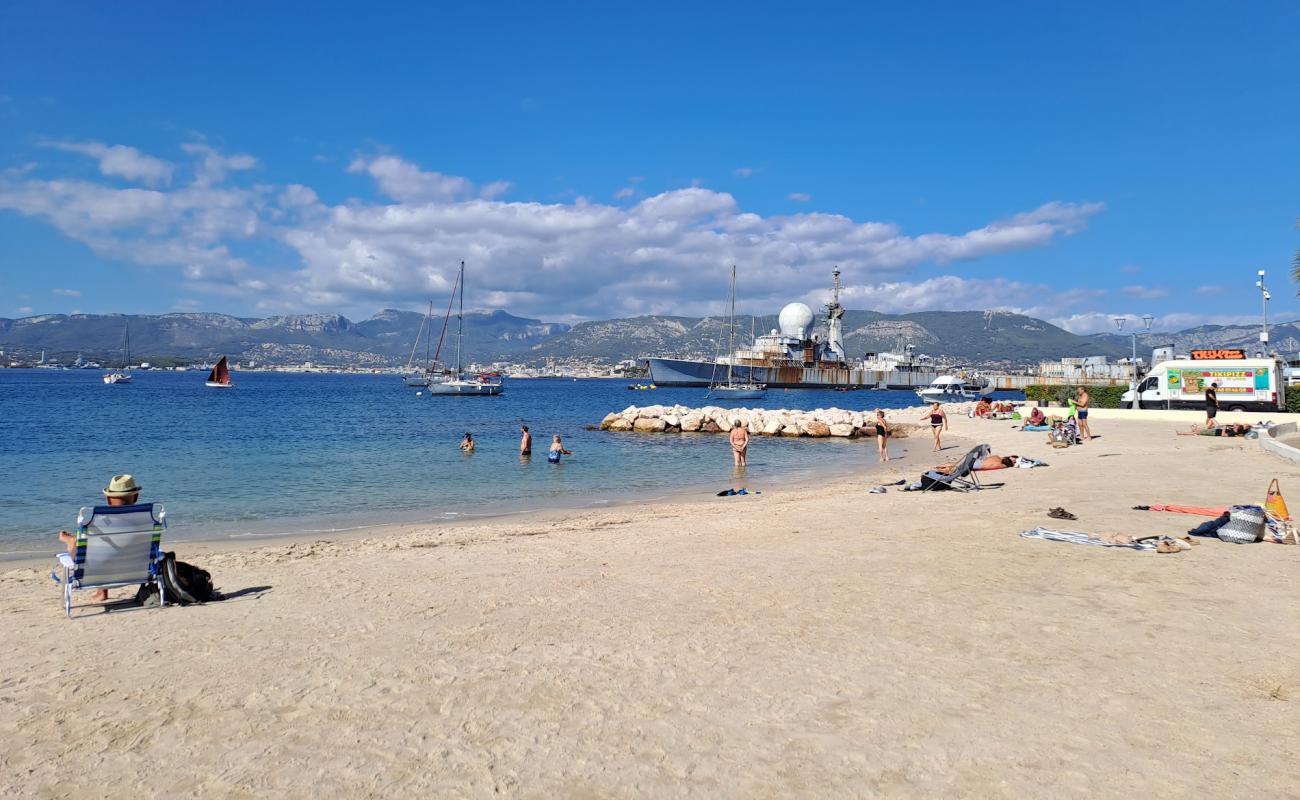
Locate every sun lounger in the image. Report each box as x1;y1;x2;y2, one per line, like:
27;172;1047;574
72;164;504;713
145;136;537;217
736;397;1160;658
51;503;167;618
921;444;991;492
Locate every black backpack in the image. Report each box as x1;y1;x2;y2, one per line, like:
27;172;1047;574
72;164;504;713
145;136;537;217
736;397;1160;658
136;552;223;606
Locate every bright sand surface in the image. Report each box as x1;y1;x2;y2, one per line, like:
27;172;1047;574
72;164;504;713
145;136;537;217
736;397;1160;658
2;412;1297;798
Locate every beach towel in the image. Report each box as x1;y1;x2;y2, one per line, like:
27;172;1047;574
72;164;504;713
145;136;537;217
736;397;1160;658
1022;424;1050;432
1020;527;1157;551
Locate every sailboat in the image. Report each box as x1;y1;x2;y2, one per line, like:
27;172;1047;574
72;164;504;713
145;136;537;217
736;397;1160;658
102;322;133;385
205;355;234;388
402;301;434;387
427;261;503;396
707;265;767;400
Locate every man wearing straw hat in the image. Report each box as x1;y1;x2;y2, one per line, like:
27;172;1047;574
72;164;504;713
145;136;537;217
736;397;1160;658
57;474;143;602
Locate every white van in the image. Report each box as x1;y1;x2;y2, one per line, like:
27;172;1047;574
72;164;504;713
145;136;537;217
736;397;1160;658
1121;357;1285;412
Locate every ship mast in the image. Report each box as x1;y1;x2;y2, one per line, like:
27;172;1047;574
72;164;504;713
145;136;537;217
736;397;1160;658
455;260;464;375
825;267;845;361
726;264;737;387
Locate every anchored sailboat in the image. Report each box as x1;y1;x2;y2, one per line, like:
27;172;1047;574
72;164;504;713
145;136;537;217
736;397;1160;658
102;322;133;385
427;260;503;396
707;265;767;400
205;355;234;388
402;301;435;387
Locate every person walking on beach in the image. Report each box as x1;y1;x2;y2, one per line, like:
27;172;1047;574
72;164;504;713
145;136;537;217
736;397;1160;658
547;434;572;463
729;421;750;467
57;474;142;603
920;402;948;452
1205;382;1219;428
1075;387;1092;441
874;409;891;462
460;432;475;453
519;424;532;457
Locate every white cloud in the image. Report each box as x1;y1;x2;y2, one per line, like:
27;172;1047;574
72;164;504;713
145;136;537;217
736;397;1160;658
1196;285;1226;295
1119;264;1141;274
788;192;812;202
1050;312;1271;335
16;306;33;314
1120;284;1169;300
732;166;759;178
42;140;174;185
52;288;81;297
181;142;257;186
613;187;635;200
0;142;1107;319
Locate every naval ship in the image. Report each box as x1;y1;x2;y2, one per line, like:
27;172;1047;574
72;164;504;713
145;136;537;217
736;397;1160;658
646;269;941;390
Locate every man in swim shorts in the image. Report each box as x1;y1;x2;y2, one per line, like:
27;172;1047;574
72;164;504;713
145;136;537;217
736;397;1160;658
1205;382;1219;428
1075;387;1091;441
729;422;750;467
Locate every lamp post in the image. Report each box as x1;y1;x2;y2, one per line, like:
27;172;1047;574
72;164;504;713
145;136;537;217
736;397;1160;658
1256;269;1271;355
1115;315;1154;409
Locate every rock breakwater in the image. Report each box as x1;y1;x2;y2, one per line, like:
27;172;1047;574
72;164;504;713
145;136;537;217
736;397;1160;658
598;404;935;438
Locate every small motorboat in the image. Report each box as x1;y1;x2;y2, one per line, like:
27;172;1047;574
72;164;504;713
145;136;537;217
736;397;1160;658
915;374;989;402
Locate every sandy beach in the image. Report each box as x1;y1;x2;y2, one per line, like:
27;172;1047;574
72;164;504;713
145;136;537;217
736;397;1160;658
2;411;1297;798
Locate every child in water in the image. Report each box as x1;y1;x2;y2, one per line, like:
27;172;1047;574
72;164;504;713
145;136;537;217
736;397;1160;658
547;434;572;463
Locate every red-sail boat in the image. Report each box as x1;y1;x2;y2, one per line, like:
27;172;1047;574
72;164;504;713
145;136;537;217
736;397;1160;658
205;355;234;388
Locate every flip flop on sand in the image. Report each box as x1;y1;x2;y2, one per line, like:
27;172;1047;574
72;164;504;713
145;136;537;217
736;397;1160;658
1048;507;1078;521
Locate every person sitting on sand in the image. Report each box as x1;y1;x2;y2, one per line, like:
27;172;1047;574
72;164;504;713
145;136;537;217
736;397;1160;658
1178;423;1249;437
1025;407;1047;427
547;434;573;463
936;454;1019;473
57;474;143;603
460;432;475;453
729;422;750;467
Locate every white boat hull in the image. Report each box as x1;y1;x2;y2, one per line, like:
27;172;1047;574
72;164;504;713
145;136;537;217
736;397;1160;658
103;373;132;384
427;380;503;396
205;381;235;388
709;385;768;400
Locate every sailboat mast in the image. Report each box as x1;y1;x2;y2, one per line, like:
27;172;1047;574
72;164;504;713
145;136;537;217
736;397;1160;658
455;260;464;374
424;300;432;368
727;265;736;386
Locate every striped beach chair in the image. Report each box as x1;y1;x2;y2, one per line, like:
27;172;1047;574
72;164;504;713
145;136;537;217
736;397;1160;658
52;503;167;618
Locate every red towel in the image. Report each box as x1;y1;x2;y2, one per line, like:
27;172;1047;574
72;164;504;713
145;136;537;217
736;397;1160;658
1149;504;1229;517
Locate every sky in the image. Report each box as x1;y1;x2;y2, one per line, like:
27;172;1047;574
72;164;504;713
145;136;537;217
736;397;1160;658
1;1;1297;334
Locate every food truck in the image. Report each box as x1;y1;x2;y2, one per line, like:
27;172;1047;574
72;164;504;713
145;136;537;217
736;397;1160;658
1121;349;1285;411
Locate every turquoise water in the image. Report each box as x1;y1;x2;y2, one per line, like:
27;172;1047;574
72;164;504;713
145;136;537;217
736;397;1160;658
0;369;1020;557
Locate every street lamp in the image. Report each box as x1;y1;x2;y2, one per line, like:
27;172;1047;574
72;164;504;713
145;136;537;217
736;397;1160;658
1256;269;1271;355
1115;315;1154;409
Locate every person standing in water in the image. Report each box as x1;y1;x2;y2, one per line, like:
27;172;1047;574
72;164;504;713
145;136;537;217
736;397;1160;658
874;409;891;462
1075;386;1092;441
460;432;475;453
919;403;947;452
547;434;572;463
519;424;532;457
729;421;750;467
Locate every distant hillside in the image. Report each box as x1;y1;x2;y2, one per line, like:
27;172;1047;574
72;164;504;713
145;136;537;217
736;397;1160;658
0;310;570;366
7;307;1273;369
527;309;1129;367
1089;320;1300;357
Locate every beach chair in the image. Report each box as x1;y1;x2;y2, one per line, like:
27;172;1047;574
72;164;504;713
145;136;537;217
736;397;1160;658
921;444;991;492
52;503;166;618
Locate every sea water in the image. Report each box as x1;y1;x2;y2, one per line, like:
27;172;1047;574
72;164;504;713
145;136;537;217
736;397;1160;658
0;369;1021;557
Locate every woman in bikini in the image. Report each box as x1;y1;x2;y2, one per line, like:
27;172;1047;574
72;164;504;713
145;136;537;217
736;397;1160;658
873;409;891;462
919;402;948;452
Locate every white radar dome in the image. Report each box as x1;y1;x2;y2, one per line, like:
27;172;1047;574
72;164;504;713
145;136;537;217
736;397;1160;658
778;302;815;338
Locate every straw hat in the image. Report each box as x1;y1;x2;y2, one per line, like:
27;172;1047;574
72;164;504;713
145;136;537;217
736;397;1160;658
103;474;142;498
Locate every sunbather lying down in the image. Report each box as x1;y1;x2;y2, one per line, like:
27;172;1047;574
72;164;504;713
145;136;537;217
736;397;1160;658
1178;423;1250;437
936;454;1019;473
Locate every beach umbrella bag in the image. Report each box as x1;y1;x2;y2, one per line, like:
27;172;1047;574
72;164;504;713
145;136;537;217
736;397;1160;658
1218;505;1266;544
1265;479;1290;521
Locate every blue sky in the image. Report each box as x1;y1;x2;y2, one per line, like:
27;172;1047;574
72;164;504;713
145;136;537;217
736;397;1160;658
1;1;1297;333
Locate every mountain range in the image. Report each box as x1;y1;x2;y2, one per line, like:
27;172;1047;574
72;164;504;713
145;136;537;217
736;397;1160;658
1;308;1290;369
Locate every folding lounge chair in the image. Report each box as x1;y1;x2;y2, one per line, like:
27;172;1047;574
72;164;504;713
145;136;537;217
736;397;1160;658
52;503;167;618
921;444;991;492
